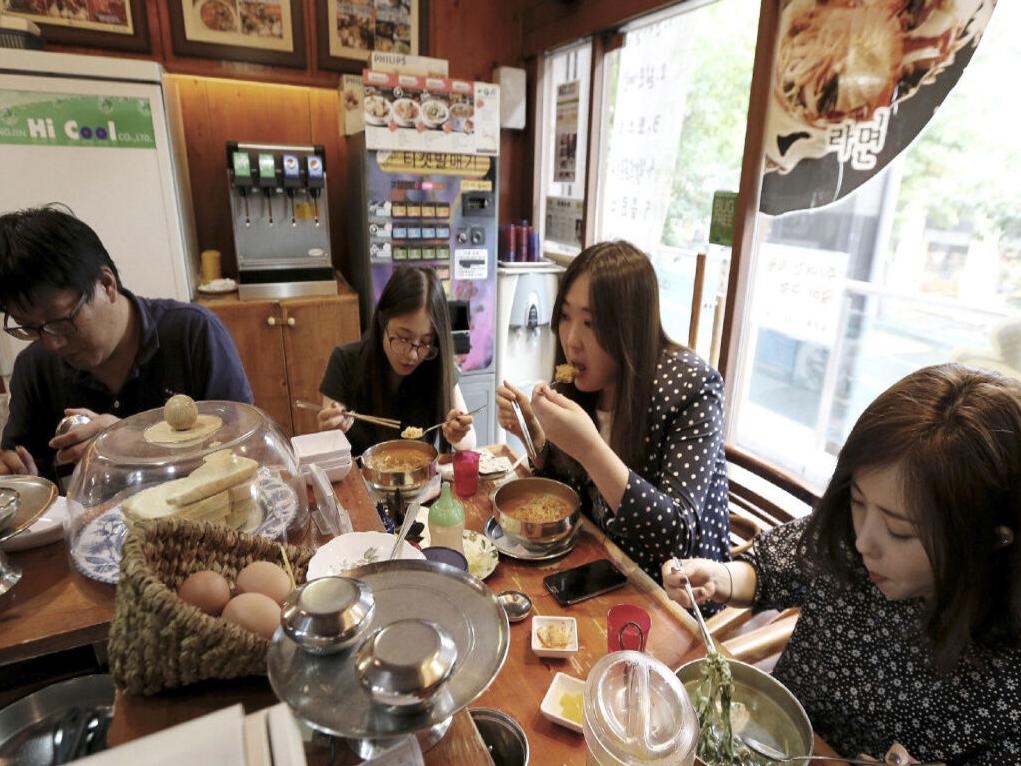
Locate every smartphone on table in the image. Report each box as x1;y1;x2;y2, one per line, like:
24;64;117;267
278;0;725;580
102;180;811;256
543;559;627;607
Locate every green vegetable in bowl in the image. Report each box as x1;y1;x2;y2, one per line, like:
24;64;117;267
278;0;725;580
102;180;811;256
693;653;767;766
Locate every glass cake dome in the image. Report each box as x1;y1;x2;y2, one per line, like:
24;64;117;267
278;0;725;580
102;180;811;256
65;400;308;585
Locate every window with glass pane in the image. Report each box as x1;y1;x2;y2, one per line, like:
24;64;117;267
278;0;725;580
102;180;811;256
540;39;592;257
594;0;759;358
733;2;1021;492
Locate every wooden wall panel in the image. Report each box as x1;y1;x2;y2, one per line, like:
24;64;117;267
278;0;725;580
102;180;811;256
428;0;531;224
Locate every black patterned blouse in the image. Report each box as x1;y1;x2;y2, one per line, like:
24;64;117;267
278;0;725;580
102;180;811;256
538;348;731;583
742;518;1021;765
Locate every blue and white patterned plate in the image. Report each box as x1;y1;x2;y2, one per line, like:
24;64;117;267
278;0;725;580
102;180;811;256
69;470;300;585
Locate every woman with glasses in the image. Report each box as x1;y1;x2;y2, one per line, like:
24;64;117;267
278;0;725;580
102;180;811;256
317;266;475;455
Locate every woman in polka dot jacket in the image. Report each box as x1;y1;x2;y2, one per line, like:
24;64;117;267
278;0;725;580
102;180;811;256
497;241;731;590
665;364;1021;765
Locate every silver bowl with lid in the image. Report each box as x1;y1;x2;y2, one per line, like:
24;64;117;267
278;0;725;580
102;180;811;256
281;576;375;655
354;618;458;711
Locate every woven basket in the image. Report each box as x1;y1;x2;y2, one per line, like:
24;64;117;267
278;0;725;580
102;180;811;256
108;518;313;695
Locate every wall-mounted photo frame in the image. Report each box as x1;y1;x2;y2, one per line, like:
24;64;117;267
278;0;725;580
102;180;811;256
0;0;150;53
167;0;306;69
316;0;427;74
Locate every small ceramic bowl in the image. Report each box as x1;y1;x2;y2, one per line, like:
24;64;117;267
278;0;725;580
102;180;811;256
540;672;585;733
530;615;578;659
281;576;375;655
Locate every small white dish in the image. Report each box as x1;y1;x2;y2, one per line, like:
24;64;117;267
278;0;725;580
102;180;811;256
1;495;68;552
196;277;237;295
540;672;585;733
292;431;353;483
531;615;578;659
307;531;424;580
437;449;513;482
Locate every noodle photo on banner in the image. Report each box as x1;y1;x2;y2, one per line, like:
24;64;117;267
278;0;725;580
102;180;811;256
760;0;997;215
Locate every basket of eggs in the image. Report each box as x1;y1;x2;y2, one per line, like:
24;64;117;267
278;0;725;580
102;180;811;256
108;517;313;695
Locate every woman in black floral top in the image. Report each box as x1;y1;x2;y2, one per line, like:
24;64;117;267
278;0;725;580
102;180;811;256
497;241;730;586
665;364;1021;765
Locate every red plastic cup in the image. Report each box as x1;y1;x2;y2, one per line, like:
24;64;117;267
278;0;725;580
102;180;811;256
608;604;652;652
452;450;480;497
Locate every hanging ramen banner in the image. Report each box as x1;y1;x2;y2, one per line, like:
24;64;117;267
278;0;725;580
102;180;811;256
760;0;997;216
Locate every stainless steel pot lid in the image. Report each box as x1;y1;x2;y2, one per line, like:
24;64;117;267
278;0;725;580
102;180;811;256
268;559;510;739
0;476;56;543
355;619;458;708
281;576;375;655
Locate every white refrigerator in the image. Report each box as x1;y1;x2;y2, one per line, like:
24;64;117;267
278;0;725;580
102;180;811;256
0;49;197;381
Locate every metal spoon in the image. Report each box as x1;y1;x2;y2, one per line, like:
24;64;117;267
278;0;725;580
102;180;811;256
740;734;944;765
681;573;721;659
405;404;487;439
388;475;439;560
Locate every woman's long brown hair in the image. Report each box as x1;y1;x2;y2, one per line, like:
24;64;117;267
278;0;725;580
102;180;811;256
805;363;1021;672
551;241;678;470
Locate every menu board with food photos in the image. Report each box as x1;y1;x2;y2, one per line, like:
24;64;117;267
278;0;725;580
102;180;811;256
362;70;499;155
761;0;997;215
180;0;295;52
330;0;418;61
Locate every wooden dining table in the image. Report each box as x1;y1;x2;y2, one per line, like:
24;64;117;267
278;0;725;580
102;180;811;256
0;446;847;764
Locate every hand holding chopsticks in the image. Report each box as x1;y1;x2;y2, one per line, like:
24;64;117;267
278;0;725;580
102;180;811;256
296;400;402;431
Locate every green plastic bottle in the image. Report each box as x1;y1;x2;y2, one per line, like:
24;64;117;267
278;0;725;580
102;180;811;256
428;482;465;555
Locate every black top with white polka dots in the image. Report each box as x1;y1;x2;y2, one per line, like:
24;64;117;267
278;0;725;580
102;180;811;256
743;518;1021;765
539;348;731;582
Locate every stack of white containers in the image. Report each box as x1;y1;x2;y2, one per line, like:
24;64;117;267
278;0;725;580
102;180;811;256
290;430;353;483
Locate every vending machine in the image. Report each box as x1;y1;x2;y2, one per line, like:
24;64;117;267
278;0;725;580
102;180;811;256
348;71;501;441
348;135;499;444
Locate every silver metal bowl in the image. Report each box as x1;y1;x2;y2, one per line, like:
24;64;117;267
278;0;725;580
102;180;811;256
281;576;375;655
360;440;437;494
491;477;581;550
676;657;813;766
470;708;530;765
354;618;458;711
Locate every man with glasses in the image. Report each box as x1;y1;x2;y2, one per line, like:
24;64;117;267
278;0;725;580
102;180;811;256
0;205;252;479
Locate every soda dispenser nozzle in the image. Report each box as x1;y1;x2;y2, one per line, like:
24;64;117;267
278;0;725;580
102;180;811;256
305;154;325;227
257;153;278;226
230;151;254;226
281;154;302;227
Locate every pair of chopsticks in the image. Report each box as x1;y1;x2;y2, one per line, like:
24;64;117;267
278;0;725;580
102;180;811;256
294;400;401;430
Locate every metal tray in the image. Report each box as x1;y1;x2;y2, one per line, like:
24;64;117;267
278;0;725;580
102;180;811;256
268;560;510;740
0;674;114;764
484;516;578;562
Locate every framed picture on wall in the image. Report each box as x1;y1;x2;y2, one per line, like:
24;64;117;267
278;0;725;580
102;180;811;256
316;0;427;73
0;0;150;52
167;0;306;68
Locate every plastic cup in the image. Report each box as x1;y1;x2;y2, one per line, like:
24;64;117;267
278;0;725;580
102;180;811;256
452;450;480;497
607;604;651;652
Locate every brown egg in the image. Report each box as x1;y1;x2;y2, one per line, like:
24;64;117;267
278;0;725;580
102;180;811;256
221;592;281;640
236;561;293;605
177;570;231;616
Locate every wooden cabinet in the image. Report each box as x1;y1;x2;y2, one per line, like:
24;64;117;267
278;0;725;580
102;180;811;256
200;292;360;436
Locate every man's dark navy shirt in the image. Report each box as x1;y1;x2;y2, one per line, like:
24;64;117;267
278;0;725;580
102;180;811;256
1;290;253;480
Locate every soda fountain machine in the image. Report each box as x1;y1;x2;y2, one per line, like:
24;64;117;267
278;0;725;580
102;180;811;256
226;141;337;300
